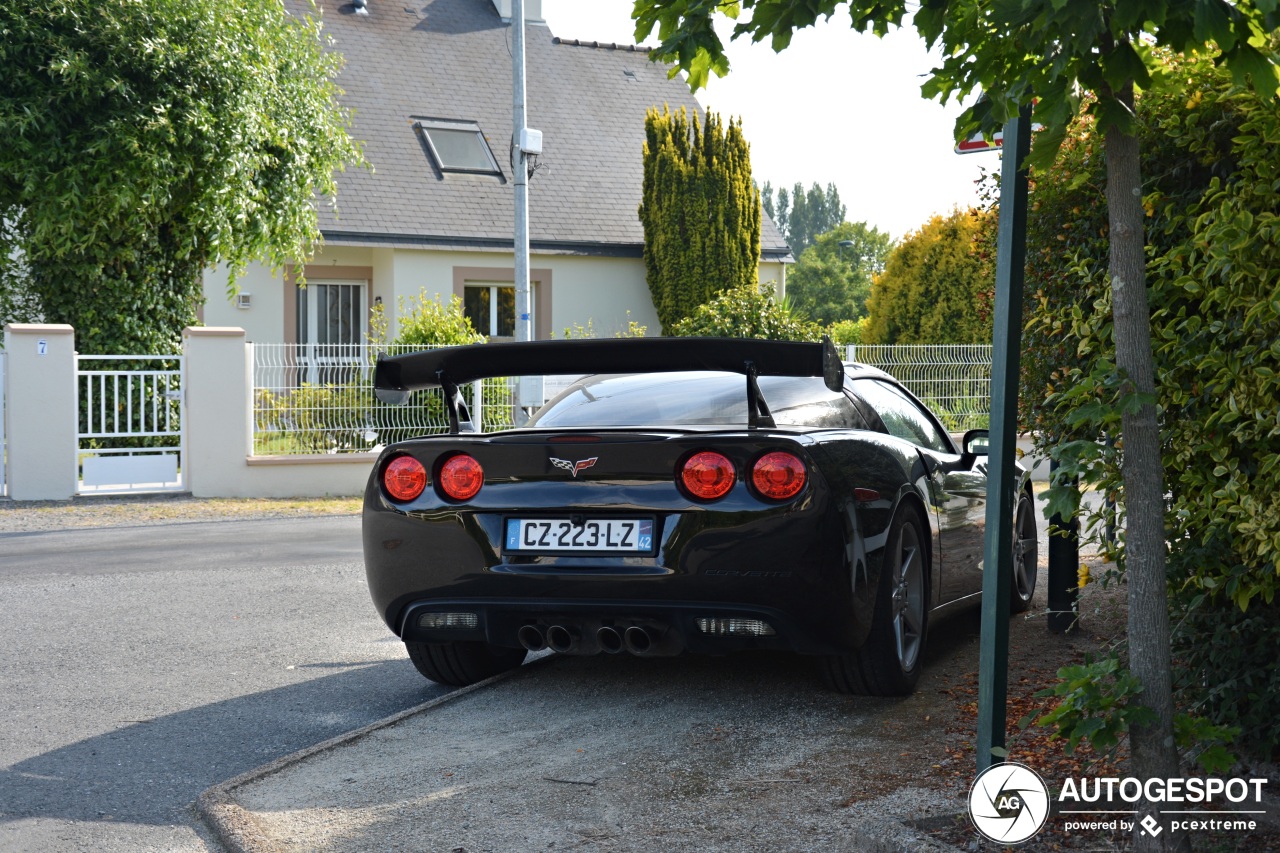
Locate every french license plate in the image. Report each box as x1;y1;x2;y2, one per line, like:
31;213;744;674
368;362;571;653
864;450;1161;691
504;518;654;553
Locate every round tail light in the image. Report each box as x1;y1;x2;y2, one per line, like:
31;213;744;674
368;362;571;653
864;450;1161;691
439;453;484;501
752;451;806;501
384;456;427;502
680;451;736;501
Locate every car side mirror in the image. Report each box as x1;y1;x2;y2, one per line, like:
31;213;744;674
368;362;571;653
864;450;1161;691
961;429;990;458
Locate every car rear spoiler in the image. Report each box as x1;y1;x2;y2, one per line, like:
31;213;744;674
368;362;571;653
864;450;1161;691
374;336;845;432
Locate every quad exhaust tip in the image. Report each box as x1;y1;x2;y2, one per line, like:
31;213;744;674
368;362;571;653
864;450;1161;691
545;625;578;653
596;626;623;654
623;625;656;656
517;624;547;652
524;623;675;656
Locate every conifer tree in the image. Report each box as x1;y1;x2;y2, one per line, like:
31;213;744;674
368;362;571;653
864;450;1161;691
639;106;761;332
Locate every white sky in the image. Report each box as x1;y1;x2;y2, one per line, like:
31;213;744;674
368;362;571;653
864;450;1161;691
540;0;994;240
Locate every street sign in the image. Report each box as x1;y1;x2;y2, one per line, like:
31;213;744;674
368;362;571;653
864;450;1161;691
957;120;1043;154
956;130;1004;154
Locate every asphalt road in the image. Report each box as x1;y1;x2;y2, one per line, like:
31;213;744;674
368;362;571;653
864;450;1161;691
0;516;447;853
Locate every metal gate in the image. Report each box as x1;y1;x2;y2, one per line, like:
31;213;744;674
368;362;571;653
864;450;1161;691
77;355;185;494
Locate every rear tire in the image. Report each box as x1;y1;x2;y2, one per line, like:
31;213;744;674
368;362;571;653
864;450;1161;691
823;505;929;697
405;641;527;687
1010;489;1038;614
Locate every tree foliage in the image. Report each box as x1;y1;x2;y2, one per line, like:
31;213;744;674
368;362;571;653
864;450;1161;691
0;0;363;354
1024;52;1280;757
669;284;820;341
761;180;846;255
631;0;1280;826
863;209;994;344
786;221;891;326
640;106;760;333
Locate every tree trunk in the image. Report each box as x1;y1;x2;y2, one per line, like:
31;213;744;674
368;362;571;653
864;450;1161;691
1103;81;1187;853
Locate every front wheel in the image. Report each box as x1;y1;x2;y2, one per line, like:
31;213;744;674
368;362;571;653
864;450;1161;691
405;641;527;686
822;505;929;696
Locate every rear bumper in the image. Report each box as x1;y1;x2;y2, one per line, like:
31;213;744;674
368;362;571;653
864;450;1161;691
398;597;848;657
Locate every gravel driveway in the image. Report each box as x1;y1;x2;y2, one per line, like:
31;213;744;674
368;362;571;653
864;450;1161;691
0;495;360;533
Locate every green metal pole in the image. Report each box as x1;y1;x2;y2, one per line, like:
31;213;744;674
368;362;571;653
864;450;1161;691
976;106;1032;773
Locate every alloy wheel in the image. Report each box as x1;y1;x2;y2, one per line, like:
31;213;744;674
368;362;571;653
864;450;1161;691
891;521;925;672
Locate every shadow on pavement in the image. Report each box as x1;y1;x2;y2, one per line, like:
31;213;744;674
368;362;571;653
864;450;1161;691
0;659;444;827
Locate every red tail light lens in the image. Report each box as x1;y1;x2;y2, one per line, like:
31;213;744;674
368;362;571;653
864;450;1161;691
752;451;807;501
681;451;736;501
439;454;484;501
384;456;427;502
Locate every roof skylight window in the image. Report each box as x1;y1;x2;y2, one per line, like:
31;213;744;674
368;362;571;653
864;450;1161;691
414;118;502;175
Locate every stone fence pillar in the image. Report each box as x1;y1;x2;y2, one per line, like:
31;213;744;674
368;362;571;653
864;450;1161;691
4;324;78;501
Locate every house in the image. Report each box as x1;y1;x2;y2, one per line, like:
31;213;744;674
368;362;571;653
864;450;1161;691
200;0;792;349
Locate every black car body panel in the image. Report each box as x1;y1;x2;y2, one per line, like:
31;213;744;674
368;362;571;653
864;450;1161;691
361;337;1031;686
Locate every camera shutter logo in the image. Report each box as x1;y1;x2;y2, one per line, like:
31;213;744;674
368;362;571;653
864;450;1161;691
968;762;1051;844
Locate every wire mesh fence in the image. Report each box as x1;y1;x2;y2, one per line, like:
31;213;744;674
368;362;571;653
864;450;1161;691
250;342;993;454
846;344;993;432
251;343;515;455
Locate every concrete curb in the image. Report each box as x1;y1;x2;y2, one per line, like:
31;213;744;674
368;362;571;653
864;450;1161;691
195;656;556;853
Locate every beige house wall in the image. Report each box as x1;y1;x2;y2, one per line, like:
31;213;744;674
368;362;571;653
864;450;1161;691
202;246;788;343
759;259;786;299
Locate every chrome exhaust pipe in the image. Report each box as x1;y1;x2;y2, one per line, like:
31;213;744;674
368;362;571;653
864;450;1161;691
517;624;547;652
623;625;656;656
545;625;578;653
596;625;624;654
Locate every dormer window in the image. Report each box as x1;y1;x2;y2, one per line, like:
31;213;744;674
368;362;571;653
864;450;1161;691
414;118;502;175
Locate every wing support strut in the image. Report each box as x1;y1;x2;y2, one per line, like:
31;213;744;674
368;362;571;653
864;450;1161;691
744;361;776;429
438;374;477;434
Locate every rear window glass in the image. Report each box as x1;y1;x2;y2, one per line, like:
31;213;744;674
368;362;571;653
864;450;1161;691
528;372;864;429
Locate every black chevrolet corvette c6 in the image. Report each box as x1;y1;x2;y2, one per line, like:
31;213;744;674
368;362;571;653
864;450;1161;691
363;336;1036;696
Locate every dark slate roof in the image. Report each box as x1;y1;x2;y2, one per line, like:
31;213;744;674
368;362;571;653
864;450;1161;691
307;0;791;260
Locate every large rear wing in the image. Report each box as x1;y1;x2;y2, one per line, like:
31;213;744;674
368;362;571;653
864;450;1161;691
374;336;845;433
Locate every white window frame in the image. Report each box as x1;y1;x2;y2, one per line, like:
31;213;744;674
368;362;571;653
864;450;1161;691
464;282;535;341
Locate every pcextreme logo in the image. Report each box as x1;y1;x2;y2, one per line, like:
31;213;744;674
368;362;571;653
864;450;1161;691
968;762;1051;843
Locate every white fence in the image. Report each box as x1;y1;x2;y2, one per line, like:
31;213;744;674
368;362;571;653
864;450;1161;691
847;344;992;432
251;343;515;455
1;326;1008;500
76;355;185;493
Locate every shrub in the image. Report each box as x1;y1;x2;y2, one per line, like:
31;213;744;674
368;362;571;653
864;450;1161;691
372;291;485;348
554;311;648;339
669;285;821;341
826;317;868;347
255;384;379;454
